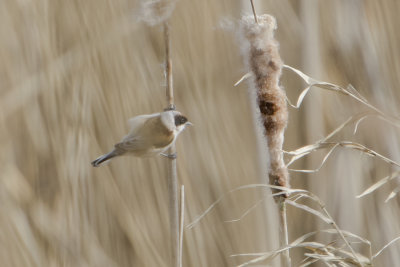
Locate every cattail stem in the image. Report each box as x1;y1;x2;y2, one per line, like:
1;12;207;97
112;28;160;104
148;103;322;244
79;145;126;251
279;200;291;267
249;0;258;24
163;21;179;267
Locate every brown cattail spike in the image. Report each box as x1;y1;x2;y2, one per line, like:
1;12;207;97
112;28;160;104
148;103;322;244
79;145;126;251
241;14;289;199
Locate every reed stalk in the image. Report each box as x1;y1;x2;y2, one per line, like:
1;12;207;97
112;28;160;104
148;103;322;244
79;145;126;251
163;21;180;267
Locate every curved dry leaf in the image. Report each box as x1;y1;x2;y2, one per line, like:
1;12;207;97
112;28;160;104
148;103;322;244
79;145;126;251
384;187;400;203
347;84;368;102
299;259;319;267
283;64;389;118
315;112;373;143
295;85;313;108
316;112;400;144
283;64;317;85
319;229;370;246
285;143;330;167
303;252;341;262
289;144;339;173
353;115;371;135
234;227;371;267
320;116;356;143
336;250;371;266
290;230;322;246
372;236;400;259
224;198;265;223
233;240;326;266
285;94;299;108
286;200;333;224
287;141;400;170
234;72;252;86
337;142;400;167
236;250;281;267
353;114;400;134
186;184;301;229
289;192;368;266
356;171;400;198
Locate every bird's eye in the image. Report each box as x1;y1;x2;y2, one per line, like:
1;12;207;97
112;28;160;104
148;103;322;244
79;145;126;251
175;115;187;126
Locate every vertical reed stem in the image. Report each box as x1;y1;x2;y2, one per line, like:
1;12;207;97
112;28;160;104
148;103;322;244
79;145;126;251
250;0;258;24
179;185;185;267
163;21;179;267
279;200;291;267
164;22;175;111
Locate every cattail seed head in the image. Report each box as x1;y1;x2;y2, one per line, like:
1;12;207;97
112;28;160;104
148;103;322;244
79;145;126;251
240;14;290;199
138;0;176;26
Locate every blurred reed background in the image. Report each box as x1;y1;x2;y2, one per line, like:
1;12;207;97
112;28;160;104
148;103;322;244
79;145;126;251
1;0;399;266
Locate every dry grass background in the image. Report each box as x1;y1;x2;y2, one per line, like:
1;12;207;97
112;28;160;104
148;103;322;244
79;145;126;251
1;0;400;266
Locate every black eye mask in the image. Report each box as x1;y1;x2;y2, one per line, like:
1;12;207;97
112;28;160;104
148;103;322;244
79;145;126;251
174;115;188;126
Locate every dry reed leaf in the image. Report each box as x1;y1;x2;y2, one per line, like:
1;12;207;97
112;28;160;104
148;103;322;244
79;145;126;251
286;192;367;266
336;251;371;266
353;114;400;134
282;64;394;119
298;259;319;267
372;236;400;260
346;84;369;103
288;144;339;173
289;112;385;146
235;252;278;267
282;64;344;109
286;106;400;200
356;171;400;198
303;250;369;267
286;141;400;170
384;187;400;203
232;222;371;266
318;229;370;246
286;200;332;224
302;253;345;266
233;237;364;267
235;230;331;262
224;198;265;223
234;72;252;86
186;184;304;229
319;113;373;143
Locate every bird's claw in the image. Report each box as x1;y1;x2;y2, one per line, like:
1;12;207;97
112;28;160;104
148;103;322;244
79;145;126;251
164;104;176;111
161;152;177;159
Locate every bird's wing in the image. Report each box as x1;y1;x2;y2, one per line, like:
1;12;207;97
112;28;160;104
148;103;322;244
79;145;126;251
115;138;148;151
117;116;174;151
127;113;160;135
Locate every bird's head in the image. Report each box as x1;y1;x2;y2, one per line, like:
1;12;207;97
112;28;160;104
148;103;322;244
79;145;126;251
160;110;192;134
173;112;192;133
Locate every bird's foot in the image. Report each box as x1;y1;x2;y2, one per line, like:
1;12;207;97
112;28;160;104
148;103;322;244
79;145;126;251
161;152;177;159
164;104;176;111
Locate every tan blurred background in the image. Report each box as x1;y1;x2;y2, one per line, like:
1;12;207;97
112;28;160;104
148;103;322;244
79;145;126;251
1;0;400;266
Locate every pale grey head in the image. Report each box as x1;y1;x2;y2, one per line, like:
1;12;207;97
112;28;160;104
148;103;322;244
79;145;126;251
160;110;192;134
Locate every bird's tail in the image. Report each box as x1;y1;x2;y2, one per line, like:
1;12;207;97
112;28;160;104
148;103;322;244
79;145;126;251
91;148;124;167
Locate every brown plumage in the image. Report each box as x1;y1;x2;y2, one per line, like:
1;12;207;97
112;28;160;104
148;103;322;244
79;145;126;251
91;111;191;167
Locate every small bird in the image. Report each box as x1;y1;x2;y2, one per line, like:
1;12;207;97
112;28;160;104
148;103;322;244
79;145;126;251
91;110;191;167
